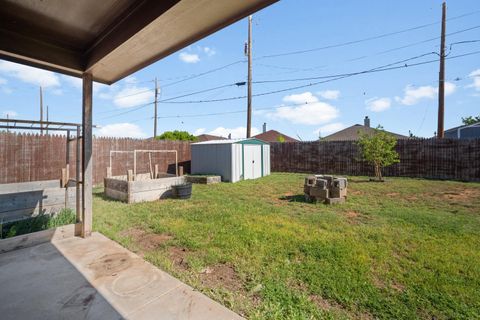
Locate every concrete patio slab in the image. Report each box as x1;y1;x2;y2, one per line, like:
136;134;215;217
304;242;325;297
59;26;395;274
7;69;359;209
0;232;243;320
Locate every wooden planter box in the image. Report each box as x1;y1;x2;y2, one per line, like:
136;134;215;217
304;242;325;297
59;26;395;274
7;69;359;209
104;175;186;203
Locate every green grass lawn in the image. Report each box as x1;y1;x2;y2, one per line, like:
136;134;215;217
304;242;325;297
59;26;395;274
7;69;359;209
93;173;480;319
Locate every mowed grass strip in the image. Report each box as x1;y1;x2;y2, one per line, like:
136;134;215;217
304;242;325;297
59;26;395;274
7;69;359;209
93;173;480;319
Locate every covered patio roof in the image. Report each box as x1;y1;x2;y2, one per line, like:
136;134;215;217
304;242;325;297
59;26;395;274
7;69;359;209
0;0;278;84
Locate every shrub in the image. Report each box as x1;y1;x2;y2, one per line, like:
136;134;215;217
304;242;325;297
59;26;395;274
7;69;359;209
357;126;400;181
155;130;197;141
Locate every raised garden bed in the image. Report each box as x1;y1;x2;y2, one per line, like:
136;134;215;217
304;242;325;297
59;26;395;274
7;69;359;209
104;174;186;203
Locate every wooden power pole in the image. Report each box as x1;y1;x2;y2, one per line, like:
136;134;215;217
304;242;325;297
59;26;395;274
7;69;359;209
437;2;447;138
246;15;253;138
154;77;158;138
40;86;44;134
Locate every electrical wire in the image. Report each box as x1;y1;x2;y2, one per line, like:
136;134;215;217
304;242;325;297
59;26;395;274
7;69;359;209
156;49;480;104
254;10;480;60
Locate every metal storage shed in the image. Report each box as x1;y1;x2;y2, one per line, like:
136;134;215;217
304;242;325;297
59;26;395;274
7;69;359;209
191;139;270;182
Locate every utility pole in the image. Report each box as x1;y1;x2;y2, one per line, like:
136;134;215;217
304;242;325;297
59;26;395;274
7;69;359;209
40;86;44;134
154;77;158;138
46;105;49;135
246;15;253;138
437;1;446;138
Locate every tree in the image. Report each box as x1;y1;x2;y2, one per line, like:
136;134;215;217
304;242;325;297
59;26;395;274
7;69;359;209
462;115;480;125
155;130;197;141
357;126;400;181
276;134;286;143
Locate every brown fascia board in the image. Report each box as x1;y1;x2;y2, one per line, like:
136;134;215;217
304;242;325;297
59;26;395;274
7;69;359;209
0;0;278;84
0;29;84;77
86;0;279;84
83;0;181;75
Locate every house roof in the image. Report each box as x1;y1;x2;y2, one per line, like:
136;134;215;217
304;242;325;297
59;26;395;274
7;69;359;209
253;130;298;142
196;134;226;142
192;138;269;145
322;124;408;141
0;0;278;84
445;122;480;133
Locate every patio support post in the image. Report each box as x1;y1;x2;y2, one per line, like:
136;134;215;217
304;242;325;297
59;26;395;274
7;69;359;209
81;73;93;238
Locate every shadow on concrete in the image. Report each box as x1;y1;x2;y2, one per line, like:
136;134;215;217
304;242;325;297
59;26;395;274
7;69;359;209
0;241;123;320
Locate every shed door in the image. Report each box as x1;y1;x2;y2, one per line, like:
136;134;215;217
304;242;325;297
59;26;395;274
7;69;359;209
244;145;262;179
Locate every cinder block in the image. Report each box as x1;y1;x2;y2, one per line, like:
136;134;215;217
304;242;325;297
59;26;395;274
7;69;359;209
310;187;328;200
303;185;311;194
333;178;347;189
315;179;328;189
305;175;316;186
330;187;347;199
325;197;346;205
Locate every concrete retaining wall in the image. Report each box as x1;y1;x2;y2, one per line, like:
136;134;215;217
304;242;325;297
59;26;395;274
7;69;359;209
104;175;186;203
0;180;79;223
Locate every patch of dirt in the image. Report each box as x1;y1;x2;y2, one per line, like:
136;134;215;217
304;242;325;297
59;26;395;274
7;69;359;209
88;253;132;279
350;190;363;196
122;227;173;251
440;189;479;201
168;246;190;270
309;294;373;319
372;274;405;293
342;211;370;224
386;192;400;197
199;263;243;292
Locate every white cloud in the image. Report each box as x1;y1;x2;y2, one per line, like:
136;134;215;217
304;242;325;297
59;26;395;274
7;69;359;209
314;122;346;137
194;128;206;135
395;82;456;106
365;97;391;112
179;52;200;63
467;69;480;91
203;47;216;57
0;61;60;87
2;110;18;118
317;90;340;100
96;123;147;139
208;126;260;139
113;86;155;108
264;92;339;125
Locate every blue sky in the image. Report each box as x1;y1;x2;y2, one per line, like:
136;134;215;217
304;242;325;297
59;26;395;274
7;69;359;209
1;0;479;140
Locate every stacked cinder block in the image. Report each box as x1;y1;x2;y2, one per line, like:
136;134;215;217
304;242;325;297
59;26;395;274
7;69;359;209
304;175;348;204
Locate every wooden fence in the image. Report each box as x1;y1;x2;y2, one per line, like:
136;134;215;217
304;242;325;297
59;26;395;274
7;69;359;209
270;139;480;182
2;133;480;184
0;132;191;185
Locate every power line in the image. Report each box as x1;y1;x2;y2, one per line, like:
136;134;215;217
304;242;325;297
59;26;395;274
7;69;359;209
156;49;480;104
255;10;480;60
160;60;246;88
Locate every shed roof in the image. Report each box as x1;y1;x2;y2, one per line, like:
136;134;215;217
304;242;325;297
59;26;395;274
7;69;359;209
0;0;278;84
192;138;269;145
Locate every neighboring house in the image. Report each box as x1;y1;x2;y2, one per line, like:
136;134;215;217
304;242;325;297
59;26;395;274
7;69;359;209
253;123;298;142
196;134;227;142
444;122;480;139
322;116;407;141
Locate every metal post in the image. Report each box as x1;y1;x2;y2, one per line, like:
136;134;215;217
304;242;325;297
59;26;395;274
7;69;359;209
76;126;81;225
